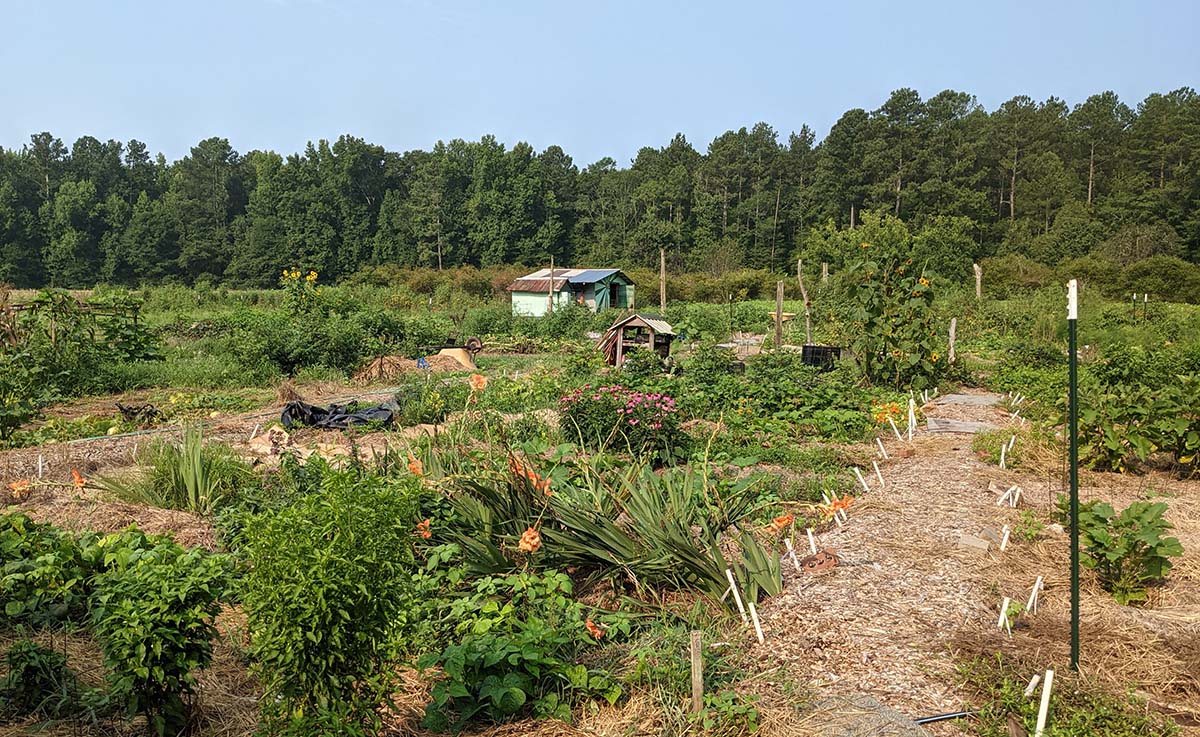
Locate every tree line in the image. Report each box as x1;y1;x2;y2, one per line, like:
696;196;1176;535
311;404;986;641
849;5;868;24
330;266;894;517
1;87;1197;289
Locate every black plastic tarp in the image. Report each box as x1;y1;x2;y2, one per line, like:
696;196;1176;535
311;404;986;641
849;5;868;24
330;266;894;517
280;400;396;430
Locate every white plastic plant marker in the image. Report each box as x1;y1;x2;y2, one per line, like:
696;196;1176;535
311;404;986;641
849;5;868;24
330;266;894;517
907;398;916;441
876;438;889;459
999;525;1011;552
997;597;1011;630
807;528;817;555
838;508;848;523
1026;575;1044;614
872;461;885;488
995;487;1014;506
888;416;903;442
1024;673;1041;698
999;442;1007;469
250;423;261;441
833;512;844;528
853;467;870;492
1011;487;1022;508
1008;434;1016;451
1034;670;1055;737
725;569;748;625
748;601;765;644
783;538;801;572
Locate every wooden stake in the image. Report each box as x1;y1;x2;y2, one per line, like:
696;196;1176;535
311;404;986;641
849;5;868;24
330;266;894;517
548;256;555;315
973;263;983;300
797;258;812;345
876;438;889;459
872;461;885;488
821;262;829;283
774;281;784;349
807;528;817;555
659;248;667;313
690;631;704;714
725;569;748;625
784;538;801;572
747;601;765;644
948;317;957;364
888;416;903;442
1034;670;1054;737
852;467;870;492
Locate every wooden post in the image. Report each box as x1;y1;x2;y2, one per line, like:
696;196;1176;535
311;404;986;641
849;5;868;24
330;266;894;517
659;248;667;314
948;317;957;364
689;631;703;714
821;262;829;284
547;256;555;315
774;281;784;349
973;263;982;301
797;258;812;345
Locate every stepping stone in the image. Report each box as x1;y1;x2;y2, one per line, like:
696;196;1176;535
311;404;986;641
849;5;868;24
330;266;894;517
925;417;996;434
809;694;931;736
937;393;1002;406
957;533;992;553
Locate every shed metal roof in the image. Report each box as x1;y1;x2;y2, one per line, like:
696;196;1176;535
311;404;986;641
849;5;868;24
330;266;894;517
508;268;626;291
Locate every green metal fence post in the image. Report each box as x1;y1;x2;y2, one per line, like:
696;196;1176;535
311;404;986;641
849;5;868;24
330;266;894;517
1068;278;1080;671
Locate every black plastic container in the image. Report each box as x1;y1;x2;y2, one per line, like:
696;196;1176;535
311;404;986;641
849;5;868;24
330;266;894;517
801;344;842;372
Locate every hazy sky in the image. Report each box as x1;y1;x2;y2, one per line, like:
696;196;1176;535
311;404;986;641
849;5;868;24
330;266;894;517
2;0;1197;165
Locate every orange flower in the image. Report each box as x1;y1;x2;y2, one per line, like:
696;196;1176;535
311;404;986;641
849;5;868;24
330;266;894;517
7;479;31;499
766;514;794;534
407;453;424;477
71;469;87;490
510;456;551;495
585;618;607;639
518;527;542;553
819;494;854;520
468;374;488;392
414;519;432;539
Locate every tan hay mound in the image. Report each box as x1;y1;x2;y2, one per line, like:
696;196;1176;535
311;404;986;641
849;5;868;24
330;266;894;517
353;355;467;384
276;379;303;403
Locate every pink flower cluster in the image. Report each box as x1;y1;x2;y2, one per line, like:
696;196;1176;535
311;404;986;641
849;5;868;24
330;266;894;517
560;384;677;431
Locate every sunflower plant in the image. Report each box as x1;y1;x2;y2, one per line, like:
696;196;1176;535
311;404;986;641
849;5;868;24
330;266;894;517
847;247;945;390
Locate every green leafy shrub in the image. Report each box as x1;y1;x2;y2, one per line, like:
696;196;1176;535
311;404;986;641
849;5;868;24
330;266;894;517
1061;498;1184;605
558;385;681;457
0;350;39;440
239;469;421;734
697;690;760;736
89;532;230;736
418;571;624;730
0;513;98;625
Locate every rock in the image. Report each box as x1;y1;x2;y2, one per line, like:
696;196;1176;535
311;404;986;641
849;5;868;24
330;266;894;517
1048;523;1066;535
957;534;992;552
980;527;1002;543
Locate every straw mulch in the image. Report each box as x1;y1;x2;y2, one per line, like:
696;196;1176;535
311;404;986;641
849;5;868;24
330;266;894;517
353;354;467;384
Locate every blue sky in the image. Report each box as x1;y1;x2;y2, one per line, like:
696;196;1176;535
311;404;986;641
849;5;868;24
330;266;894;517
1;0;1197;165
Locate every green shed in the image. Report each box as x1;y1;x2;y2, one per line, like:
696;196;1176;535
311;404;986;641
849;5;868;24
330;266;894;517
507;268;635;317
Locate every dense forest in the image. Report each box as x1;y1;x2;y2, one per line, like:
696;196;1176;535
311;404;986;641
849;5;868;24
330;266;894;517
1;87;1197;289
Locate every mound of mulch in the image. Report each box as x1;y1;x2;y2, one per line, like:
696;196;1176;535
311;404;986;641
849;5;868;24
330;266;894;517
352;354;468;383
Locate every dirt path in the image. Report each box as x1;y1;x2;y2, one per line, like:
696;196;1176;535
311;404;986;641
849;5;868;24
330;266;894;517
751;389;1200;735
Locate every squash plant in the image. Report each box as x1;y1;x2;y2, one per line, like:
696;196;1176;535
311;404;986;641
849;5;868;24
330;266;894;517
1067;499;1184;605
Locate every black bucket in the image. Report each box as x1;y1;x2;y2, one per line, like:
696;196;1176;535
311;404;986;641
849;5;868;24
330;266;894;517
801;345;842;372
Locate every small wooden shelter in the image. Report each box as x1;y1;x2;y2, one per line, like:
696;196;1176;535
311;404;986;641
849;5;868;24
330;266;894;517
598;313;675;366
